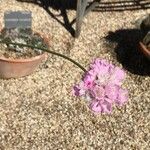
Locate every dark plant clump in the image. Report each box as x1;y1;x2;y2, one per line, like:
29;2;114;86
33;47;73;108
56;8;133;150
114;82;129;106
0;28;49;58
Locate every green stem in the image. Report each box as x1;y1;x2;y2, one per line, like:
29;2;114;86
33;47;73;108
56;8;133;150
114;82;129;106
0;41;87;72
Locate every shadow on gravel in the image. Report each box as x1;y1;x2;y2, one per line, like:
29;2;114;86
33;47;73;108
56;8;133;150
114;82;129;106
16;0;150;37
16;0;77;10
105;29;150;76
17;0;76;37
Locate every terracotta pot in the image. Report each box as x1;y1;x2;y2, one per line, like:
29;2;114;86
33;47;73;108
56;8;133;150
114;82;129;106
139;42;150;60
0;31;49;79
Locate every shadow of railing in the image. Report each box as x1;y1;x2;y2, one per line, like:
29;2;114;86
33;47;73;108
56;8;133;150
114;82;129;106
17;0;77;36
17;0;150;36
105;29;150;76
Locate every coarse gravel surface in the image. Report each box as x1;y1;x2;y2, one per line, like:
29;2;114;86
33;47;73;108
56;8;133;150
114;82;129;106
0;0;150;150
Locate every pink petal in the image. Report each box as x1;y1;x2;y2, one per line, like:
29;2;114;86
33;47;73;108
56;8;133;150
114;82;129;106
109;67;126;85
97;65;110;75
95;59;110;67
83;74;95;89
73;85;85;96
92;85;105;99
73;81;86;96
73;85;80;96
91;59;111;75
89;100;102;113
101;100;112;114
116;88;128;106
88;69;97;78
105;85;119;101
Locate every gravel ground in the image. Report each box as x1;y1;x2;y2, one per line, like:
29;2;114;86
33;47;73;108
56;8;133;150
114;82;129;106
0;0;150;150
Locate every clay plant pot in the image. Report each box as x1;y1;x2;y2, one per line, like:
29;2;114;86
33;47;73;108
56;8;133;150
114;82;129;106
139;42;150;60
0;32;49;79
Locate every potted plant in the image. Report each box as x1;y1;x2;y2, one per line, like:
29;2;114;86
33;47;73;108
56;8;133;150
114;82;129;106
137;14;150;60
0;28;49;78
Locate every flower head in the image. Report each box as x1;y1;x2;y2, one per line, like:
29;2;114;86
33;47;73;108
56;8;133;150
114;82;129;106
73;59;128;114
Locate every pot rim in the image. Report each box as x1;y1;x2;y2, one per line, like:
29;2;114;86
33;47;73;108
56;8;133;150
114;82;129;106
0;52;47;63
0;28;49;63
139;42;150;56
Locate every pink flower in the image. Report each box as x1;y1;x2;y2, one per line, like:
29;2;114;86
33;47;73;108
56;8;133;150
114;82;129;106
73;59;128;114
